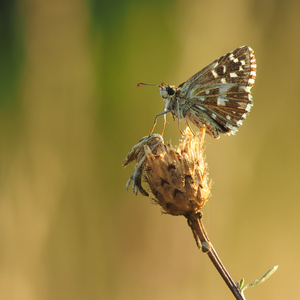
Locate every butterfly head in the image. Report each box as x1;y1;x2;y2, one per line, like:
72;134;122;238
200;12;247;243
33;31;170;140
159;83;176;99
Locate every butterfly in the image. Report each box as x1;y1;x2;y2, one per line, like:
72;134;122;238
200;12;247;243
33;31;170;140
138;46;256;138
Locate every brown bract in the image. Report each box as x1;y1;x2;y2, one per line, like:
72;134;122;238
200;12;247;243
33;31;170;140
123;128;211;216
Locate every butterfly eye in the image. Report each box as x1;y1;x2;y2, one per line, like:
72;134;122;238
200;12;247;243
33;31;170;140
167;87;175;96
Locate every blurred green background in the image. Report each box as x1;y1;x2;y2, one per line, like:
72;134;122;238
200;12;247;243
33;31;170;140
0;0;299;299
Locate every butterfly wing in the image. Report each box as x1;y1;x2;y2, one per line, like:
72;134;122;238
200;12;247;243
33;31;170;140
178;46;256;138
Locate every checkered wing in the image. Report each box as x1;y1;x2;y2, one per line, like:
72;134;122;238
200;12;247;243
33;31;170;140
178;46;256;138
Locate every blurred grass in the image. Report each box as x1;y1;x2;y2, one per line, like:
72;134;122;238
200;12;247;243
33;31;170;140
0;0;299;299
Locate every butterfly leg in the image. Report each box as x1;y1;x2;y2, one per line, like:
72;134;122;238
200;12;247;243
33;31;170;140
174;116;183;135
149;110;170;136
185;120;195;136
161;112;167;136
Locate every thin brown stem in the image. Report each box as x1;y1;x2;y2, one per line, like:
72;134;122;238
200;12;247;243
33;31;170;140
186;212;245;300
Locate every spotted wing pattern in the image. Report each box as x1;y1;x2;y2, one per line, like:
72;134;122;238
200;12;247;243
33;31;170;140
177;46;256;138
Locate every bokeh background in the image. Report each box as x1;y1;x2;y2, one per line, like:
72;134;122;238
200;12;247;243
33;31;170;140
0;0;299;299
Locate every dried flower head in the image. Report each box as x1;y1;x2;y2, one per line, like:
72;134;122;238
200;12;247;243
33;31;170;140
123;128;211;216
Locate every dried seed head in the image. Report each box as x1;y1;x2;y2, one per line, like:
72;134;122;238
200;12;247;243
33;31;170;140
123;134;166;196
123;128;211;216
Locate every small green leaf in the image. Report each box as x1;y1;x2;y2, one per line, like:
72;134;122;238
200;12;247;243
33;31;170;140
236;278;244;290
240;265;279;293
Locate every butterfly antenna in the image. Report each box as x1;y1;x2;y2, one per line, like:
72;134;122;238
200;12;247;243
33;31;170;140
137;83;160;87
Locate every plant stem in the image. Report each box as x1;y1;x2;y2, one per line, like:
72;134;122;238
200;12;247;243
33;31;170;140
186;212;245;300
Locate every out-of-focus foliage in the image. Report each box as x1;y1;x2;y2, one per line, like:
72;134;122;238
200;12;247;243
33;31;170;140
0;0;23;108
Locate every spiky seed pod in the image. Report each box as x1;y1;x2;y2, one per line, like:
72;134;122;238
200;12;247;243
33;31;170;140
123;128;211;216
